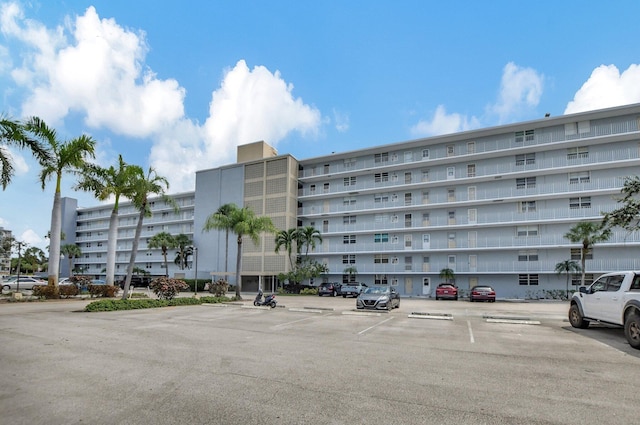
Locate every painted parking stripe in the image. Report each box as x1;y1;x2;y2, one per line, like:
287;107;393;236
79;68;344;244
358;317;395;335
467;320;475;344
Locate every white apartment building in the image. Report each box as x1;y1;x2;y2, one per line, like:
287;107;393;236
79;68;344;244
63;103;640;298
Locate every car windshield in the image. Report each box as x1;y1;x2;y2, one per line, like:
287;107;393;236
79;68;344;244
364;286;389;294
474;286;493;291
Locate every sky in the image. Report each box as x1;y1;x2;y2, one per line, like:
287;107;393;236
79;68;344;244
2;0;640;252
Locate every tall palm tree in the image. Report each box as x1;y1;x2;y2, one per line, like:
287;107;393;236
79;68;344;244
75;155;141;285
60;244;82;275
121;167;176;299
203;205;274;299
213;203;236;274
173;234;193;270
24;117;95;291
298;225;322;257
439;267;455;285
564;221;611;287
274;228;300;271
148;231;177;277
1;115;51;190
555;259;581;298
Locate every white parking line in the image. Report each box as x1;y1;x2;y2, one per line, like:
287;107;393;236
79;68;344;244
467;320;475;344
272;315;325;329
358;317;395;335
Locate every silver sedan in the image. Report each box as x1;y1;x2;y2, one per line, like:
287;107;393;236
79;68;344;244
356;285;400;310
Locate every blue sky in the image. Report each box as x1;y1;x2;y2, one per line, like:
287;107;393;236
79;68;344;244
2;0;640;251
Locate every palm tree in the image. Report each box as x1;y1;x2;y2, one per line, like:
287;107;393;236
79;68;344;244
274;228;300;271
148;232;177;277
212;203;236;274
555;259;581;298
439;268;455;285
1;115;51;190
173;234;193;270
298;225;322;257
75;155;141;286
60;244;82;275
203;205;275;299
121;167;176;299
24;117;96;291
564;221;611;287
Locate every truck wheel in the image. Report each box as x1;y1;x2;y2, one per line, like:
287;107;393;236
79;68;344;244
624;312;640;349
569;304;589;329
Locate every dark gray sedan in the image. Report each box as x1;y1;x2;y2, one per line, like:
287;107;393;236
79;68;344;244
356;285;400;310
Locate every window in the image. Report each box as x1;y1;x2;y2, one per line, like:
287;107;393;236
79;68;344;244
519;274;539;285
344;158;356;168
422;149;430;159
343;215;356;224
569;197;591;209
404;214;412;228
467;164;476;177
448;255;456;267
343;274;356;284
343;176;356;187
374;233;389;243
515;129;534;143
162;212;170;218
448;211;456;224
374;254;389;264
516;177;536;189
404;256;413;271
323;183;330;193
421;170;429;182
343;197;356;206
447;145;455;157
447;166;455;180
374;194;389;203
342;255;356;264
571;248;592;260
569;171;590;184
516;225;538;236
515;153;535;166
374;152;389;164
85;243;91;248
467;141;475;154
518;201;536;212
343;235;356;244
374;274;388;285
571;274;594;286
374;172;389;183
310;184;316;194
404;235;412;248
404;193;412;206
518;250;539;261
567;147;589;159
323;164;330;174
447;188;456;202
422;213;430;225
322;220;329;233
97;242;103;247
147;226;154;231
404;172;412;184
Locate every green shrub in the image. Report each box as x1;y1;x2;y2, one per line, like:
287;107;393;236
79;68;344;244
59;284;79;298
199;296;229;304
84;295;232;312
300;288;318;295
149;277;189;300
87;284;119;298
206;279;229;297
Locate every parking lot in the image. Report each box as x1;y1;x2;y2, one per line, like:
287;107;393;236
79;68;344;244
1;295;639;424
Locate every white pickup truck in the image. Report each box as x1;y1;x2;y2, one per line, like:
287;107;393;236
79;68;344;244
569;271;640;349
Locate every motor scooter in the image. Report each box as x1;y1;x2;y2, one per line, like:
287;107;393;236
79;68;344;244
253;289;277;308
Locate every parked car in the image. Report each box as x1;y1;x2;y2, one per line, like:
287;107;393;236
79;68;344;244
1;276;47;291
117;275;154;288
469;285;496;302
356;285;400;310
318;282;342;297
340;282;368;298
435;283;458;300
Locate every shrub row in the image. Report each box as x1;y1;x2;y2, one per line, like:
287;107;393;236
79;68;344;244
84;295;229;312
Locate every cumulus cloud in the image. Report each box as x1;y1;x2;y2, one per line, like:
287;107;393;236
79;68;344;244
565;64;640;114
2;4;323;193
332;109;350;133
20;228;42;246
1;4;185;135
489;62;543;123
411;105;480;137
149;60;322;192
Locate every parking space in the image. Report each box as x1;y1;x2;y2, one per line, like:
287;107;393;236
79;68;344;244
1;297;639;424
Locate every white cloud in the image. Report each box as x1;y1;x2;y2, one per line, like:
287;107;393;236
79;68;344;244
411;105;480;137
565;64;640;114
332;109;350;133
20;228;42;246
1;4;185;135
489;62;543;123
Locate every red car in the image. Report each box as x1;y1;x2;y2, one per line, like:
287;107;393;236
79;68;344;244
469;285;496;302
435;283;458;300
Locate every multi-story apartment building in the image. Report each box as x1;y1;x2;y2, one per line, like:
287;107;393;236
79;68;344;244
61;103;640;298
0;227;13;275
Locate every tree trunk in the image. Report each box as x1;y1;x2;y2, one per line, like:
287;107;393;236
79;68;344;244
224;229;229;273
235;235;242;299
163;249;168;277
105;209;118;286
47;189;61;296
122;206;145;299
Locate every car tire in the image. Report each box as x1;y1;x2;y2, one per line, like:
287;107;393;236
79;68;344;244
342;294;347;298
569;304;589;329
435;296;439;300
2;284;10;293
332;290;336;297
624;312;640;349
